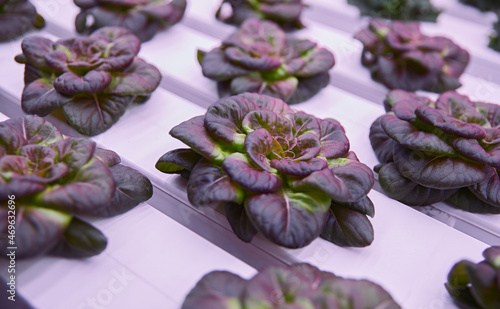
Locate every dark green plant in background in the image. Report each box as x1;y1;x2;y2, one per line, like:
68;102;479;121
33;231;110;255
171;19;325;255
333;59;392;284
370;90;500;214
182;263;401;309
446;246;500;309
348;0;441;22
489;15;500;52
157;93;376;249
459;0;500;12
0;0;44;42
216;0;306;31
0;116;153;258
198;18;335;104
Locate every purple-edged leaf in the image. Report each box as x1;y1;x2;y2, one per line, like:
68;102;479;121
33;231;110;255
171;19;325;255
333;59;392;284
225;46;282;71
200;48;251;81
245;189;330;248
22;115;64;146
467;262;500;308
0;207;71;258
62;94;132;136
435;91;487;125
50;216;107;258
18;37;53;70
187;159;244;208
91;27;141;71
222;154;281;193
271;157;327;177
264;77;299;101
384;89;431;112
245;128;274;172
483;247;500;269
321;277;400;308
469;168;500;208
94;148;121;167
243;265;320;307
105;58;161;95
476;101;500;127
224;202;258;243
170;116;224;163
321;206;374;247
242;110;293;138
393;144;487;189
340;196;375;218
0;119;27;155
53;71;112;96
391;99;425;122
156;148;202;177
181;271;246;309
288;72;331;105
44;49;69;73
205;95;260;148
451;136;500;168
292;131;322;161
50;138;96;172
319;118;349;159
290;161;373;203
295;48;335;78
292;111;321;137
381;114;456;155
21;79;73;116
229;75;264;95
39;158;115;214
0;168;46;201
246;92;295;114
415;105;486;139
93;164;152;217
447;188;500;214
369;116;397;163
378;162;456;206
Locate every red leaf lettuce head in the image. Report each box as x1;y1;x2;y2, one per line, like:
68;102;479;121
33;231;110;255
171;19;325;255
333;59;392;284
370;90;500;213
354;19;470;93
347;0;441;22
0;115;153;258
215;0;306;31
182;263;400;309
14;26;161;136
74;0;187;42
156;93;375;249
446;246;500;309
198;18;335;104
0;0;45;42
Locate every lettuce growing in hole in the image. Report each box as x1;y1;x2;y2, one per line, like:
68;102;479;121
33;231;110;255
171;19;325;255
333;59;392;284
0;115;153;258
216;0;306;31
14;26;161;136
0;0;45;42
446;246;500;309
156;93;375;249
182;263;400;309
355;19;470;93
348;0;440;22
369;90;500;214
74;0;187;42
459;0;500;12
197;18;335;104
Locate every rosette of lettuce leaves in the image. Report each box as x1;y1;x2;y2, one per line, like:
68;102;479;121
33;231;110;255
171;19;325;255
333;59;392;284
348;0;441;22
459;0;500;12
15;26;161;136
74;0;187;42
197;18;335;104
0;0;45;42
369;90;500;214
446;246;500;309
355;19;470;93
156;93;375;249
215;0;306;31
182;263;400;309
0;115;153;258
